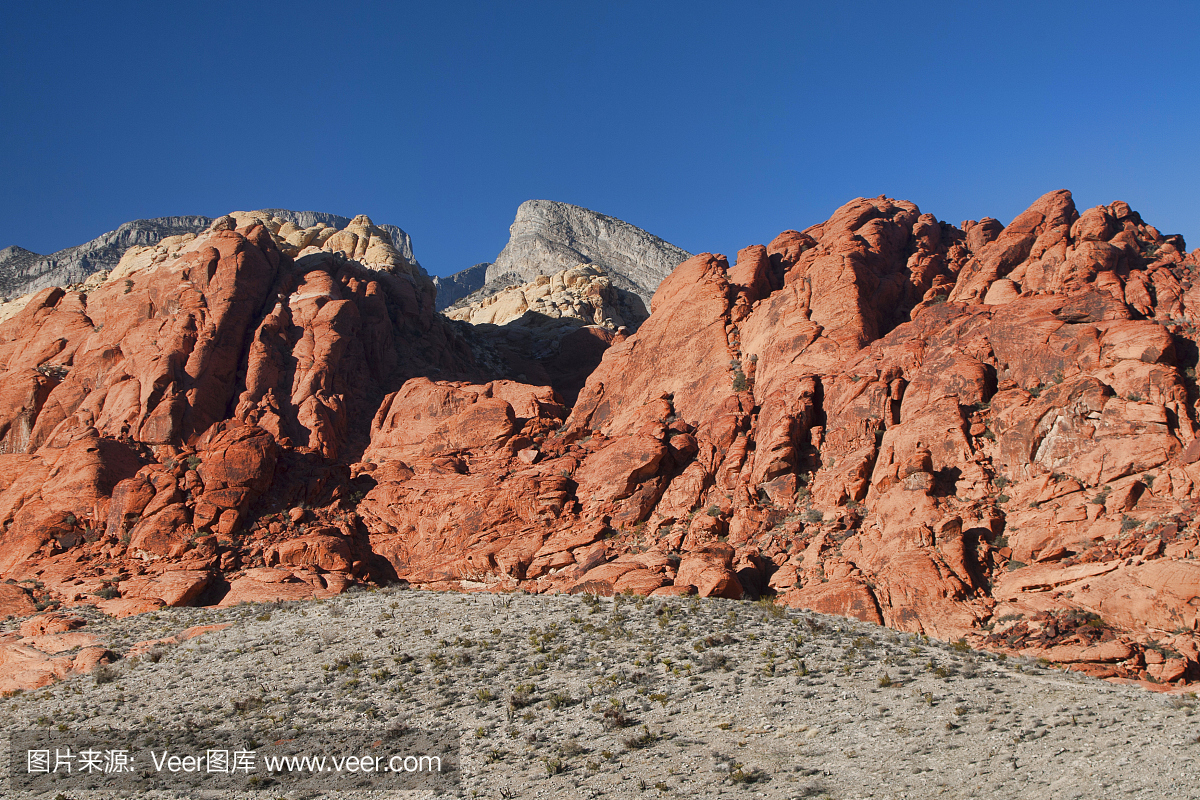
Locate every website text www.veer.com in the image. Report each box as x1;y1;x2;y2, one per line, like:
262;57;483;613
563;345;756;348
253;751;440;774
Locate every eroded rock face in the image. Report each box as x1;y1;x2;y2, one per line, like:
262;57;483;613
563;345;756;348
351;191;1200;689
0;216;213;303
445;264;647;332
3;191;1200;694
0;212;476;627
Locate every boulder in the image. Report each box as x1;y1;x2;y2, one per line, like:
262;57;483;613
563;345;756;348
0;583;36;618
781;579;884;626
613;569;668;596
118;570;212;607
675;543;743;599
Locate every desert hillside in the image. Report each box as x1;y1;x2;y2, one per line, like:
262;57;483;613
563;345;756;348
2;590;1197;799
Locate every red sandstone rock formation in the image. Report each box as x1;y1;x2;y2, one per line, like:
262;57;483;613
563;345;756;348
2;194;1200;692
0;611;229;693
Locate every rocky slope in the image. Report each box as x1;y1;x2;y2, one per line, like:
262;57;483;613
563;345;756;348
440;200;692;312
0;209;416;302
252;208;415;264
4;591;1197;799
1;191;1199;694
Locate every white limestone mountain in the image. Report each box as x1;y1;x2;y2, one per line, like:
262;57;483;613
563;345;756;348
435;200;691;312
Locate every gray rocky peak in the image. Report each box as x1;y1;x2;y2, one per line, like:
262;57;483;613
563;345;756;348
485;200;690;307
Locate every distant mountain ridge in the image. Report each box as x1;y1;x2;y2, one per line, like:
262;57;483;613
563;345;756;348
0;216;212;299
0;210;416;301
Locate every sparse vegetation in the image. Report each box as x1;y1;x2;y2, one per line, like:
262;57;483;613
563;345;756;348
93;664;118;685
509;683;536;710
622;725;660;750
3;575;1193;797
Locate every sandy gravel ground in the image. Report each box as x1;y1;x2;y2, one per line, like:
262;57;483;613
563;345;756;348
2;587;1198;799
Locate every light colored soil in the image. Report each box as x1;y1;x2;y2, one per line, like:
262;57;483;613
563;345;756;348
2;588;1198;799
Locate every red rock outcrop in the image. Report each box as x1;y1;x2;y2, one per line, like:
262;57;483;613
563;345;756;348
3;192;1200;693
0;612;231;692
0;214;476;622
350;191;1200;687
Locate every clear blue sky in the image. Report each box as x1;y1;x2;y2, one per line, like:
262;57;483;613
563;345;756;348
2;1;1197;277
